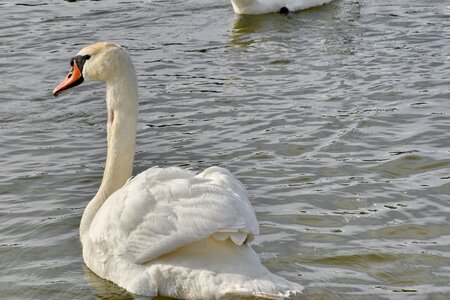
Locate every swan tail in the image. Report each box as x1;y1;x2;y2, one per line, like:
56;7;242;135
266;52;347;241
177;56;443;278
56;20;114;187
143;238;303;299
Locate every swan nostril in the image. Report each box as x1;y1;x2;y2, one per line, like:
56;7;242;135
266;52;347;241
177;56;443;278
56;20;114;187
280;7;289;14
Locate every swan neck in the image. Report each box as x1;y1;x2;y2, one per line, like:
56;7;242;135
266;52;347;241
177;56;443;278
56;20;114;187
80;66;138;239
102;77;138;193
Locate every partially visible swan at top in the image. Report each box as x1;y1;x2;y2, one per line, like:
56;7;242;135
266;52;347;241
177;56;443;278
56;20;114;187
231;0;334;14
52;42;302;299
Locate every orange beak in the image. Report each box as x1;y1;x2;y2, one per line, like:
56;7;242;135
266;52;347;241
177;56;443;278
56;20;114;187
53;60;84;97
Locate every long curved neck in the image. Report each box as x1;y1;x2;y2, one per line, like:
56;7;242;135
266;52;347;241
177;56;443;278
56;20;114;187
80;66;138;240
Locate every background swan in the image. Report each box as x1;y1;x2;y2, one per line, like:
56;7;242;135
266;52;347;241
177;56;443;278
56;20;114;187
231;0;334;14
53;42;302;299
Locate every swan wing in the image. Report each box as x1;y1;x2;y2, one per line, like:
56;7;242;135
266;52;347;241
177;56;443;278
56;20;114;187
89;166;259;264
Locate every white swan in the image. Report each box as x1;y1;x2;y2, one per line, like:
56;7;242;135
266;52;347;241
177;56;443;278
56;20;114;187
231;0;334;14
53;42;303;299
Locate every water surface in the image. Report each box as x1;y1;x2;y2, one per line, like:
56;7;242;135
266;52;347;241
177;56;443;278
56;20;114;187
1;0;450;299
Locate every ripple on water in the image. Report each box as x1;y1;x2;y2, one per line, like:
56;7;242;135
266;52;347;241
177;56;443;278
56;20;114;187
1;0;450;299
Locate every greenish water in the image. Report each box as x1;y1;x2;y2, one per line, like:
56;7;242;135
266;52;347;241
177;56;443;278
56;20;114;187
1;0;450;299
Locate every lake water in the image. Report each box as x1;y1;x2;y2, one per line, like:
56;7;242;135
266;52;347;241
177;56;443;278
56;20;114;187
1;0;450;299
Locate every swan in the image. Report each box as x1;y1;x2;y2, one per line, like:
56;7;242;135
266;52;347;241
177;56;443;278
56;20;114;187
52;42;303;299
230;0;334;14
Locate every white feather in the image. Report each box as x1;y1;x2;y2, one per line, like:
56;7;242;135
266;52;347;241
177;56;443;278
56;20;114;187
231;232;248;246
90;166;258;264
231;0;334;14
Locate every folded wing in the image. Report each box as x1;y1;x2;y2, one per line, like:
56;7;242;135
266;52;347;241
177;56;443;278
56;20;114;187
89;166;259;264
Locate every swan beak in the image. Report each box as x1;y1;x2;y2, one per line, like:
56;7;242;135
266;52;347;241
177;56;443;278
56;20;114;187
53;60;84;97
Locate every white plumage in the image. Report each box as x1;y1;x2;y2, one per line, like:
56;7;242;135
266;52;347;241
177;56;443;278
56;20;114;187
53;42;302;299
231;0;334;14
85;166;299;298
89;166;258;265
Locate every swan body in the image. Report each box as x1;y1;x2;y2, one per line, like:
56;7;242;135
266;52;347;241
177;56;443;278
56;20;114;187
231;0;333;14
53;42;302;299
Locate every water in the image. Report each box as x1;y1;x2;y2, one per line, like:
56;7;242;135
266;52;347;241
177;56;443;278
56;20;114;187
1;0;450;299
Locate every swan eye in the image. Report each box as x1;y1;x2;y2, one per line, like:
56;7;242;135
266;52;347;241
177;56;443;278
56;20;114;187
68;55;91;72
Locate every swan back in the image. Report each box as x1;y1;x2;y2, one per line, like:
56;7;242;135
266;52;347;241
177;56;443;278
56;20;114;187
88;166;259;265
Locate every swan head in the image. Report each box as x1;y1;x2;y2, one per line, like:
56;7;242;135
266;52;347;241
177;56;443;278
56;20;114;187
53;42;131;97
